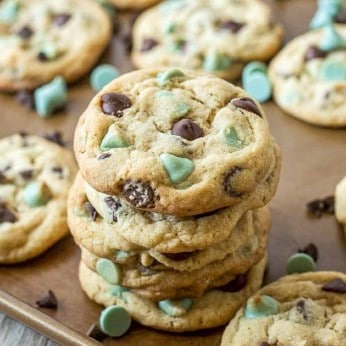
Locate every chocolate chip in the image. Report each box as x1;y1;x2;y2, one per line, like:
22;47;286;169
37;52;48;61
335;9;346;23
298;243;318;262
16;89;35;109
219;274;247;292
19;169;33;180
163;251;197;261
223;167;243;197
232;97;262;117
85;202;98;222
172;119;203;141
42;131;65;147
86;323;107;342
36;290;58;309
53;13;71;26
306;196;335;218
322;279;346;293
305;46;327;61
98;153;111;160
52;166;63;174
104;196;121;222
0;203;17;223
122;180;155;208
296;299;308;319
138;263;157;276
100;93;132;117
140;38;158;52
16;26;34;39
219;20;244;33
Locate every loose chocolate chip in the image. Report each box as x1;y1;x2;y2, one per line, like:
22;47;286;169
86;323;107;342
16;26;34;39
306;196;335;218
140;38;158;52
232;97;262;117
42;131;65;147
104;196;121;222
223;167;243;197
98;153;111;160
219;20;244;33
335;9;346;23
219;274;247;292
85;202;98;222
138;263;157;276
259;343;270;346
322;279;346;293
19;169;33;180
100;93;132;117
53;13;72;26
0;203;17;223
298;243;318;262
122;180;154;208
16;89;35;109
296;299;308;319
163;251;197;261
37;52;48;62
36;290;58;309
172;119;203;141
305;46;327;61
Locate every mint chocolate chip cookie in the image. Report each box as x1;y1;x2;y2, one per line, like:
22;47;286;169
0;0;111;91
74;68;280;216
335;176;346;235
0;133;77;263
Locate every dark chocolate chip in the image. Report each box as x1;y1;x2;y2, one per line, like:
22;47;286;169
100;93;132;117
42;131;65;147
223;167;243;197
37;52;48;61
16;26;34;39
140;38;158;52
16;89;35;109
232;97;262;117
335;9;346;23
86;323;107;342
52;166;63;174
104;196;121;222
36;290;58;309
219;20;244;33
259;343;270;346
85;202;98;222
219;274;247;292
296;299;308;319
298;243;318;262
305;46;327;61
53;13;72;26
122;180;154;208
98;153;111;160
162;251;197;261
306;196;335;218
19;169;33;180
322;279;346;293
0;203;17;223
138;263;157;276
172;119;203;141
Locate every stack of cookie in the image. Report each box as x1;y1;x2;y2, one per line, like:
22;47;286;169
68;68;281;332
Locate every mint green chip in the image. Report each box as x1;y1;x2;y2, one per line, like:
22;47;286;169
243;71;272;103
39;42;59;60
99;305;131;337
100;125;129;151
23;181;52;207
96;258;121;284
157;68;185;86
0;1;20;24
309;9;333;30
222;127;243;149
319;60;346;81
158;298;193;317
318;0;341;16
160;153;194;184
90;64;120;91
110;285;130;299
96;0;116;18
242;62;268;81
319;25;346;52
245;295;279;319
163;22;176;34
286;253;316;274
34;76;67;117
203;51;231;71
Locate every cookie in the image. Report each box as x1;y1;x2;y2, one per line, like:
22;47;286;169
131;0;282;81
108;0;159;10
0;133;77;263
335;176;346;234
221;271;346;346
269;25;346;127
0;0;112;91
74;68;281;216
79;255;267;332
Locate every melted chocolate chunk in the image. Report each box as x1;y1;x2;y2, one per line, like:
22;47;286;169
223;167;243;197
322;279;346;293
104;196;121;222
0;203;17;223
138;263;157;276
36;290;58;309
37;52;48;61
306;196;334;218
172;119;203;141
16;89;35;109
86;323;107;342
296;299;308;319
19;169;33;180
298;243;318;262
163;251;197;261
219;274;247;292
335;9;346;23
232;97;262;117
101;93;132;117
53;13;72;26
42;131;65;147
85;202;98;222
122;180;154;208
305;46;327;61
219;20;244;33
140;38;158;52
17;26;34;39
98;153;111;160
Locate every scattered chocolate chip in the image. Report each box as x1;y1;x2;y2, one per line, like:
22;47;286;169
219;274;247;292
0;203;17;223
298;243;318;262
16;89;35;109
19;169;33;180
219;20;244;33
122;180;154;208
335;9;346;23
322;279;346;293
37;52;48;61
138;263;157;276
259;343;270;346
98;153;111;160
16;26;34;39
232;97;262;117
36;290;58;309
163;251;197;261
53;13;71;26
86;323;107;342
101;93;132;117
104;196;121;222
296;299;308;319
223;167;243;197
172;119;203;141
306;196;335;218
305;46;327;61
140;38;158;52
42;131;65;147
85;202;98;222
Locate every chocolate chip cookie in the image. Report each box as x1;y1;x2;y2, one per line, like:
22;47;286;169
335;176;346;235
